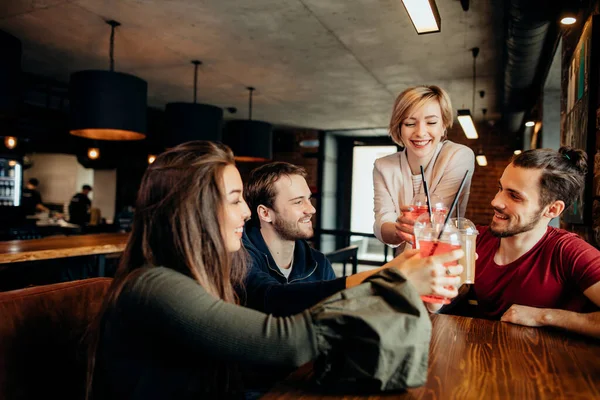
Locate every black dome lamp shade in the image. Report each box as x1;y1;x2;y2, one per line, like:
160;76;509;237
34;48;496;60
69;20;147;141
164;60;223;146
0;30;22;118
224;87;273;162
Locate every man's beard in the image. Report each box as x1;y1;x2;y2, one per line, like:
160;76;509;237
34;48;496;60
489;207;542;238
272;214;313;241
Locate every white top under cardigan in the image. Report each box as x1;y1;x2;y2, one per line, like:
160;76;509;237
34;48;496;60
372;140;475;252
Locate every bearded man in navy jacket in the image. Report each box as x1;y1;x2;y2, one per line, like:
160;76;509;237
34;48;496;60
242;162;346;316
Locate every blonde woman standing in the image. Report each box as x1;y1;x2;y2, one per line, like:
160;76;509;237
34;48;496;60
373;85;475;253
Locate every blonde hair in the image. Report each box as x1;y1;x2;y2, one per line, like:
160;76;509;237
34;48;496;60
389;85;453;146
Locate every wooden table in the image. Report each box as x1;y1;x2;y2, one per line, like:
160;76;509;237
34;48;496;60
262;314;600;399
0;233;129;276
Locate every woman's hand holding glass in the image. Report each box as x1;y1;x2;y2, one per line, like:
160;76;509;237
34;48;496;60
387;249;464;299
395;205;418;245
396;193;448;246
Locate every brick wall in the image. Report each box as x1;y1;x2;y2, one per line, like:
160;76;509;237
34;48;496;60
236;128;319;186
446;122;516;226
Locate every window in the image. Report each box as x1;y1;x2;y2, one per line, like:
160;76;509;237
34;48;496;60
350;146;396;261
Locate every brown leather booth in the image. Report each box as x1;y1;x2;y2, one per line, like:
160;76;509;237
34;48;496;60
0;278;111;399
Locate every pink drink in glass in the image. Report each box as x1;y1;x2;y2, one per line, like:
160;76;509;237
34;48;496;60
417;239;461;304
406;193;448;246
403;205;429;221
413;212;462;304
405;204;448;248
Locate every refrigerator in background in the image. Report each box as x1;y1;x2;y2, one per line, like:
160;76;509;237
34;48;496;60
0;156;24;238
0;156;21;207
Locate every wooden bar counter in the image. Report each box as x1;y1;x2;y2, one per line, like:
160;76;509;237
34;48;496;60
0;233;128;265
263;314;600;399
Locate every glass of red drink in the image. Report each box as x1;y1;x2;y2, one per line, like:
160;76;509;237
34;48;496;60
413;211;462;304
405;193;448;247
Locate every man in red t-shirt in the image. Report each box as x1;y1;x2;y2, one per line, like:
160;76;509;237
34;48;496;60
434;147;600;338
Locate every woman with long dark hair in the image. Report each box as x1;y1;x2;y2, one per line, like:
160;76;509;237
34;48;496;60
86;141;463;399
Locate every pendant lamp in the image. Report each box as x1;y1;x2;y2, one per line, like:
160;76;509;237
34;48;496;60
224;87;272;162
457;47;480;139
0;30;22;117
69;20;147;141
164;60;223;147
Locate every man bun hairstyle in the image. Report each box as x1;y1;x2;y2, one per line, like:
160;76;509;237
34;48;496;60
511;146;587;210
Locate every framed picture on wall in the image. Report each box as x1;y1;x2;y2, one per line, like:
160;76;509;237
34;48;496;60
562;15;598;225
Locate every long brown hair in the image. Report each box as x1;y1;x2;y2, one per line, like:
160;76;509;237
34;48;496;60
85;140;248;398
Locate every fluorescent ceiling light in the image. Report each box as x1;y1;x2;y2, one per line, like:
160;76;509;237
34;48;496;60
401;0;441;34
525;121;535;127
476;155;488;167
457;109;479;139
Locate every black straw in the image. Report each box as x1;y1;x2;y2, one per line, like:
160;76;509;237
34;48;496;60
420;165;433;224
428;170;471;256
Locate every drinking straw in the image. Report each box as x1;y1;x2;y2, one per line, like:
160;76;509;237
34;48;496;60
420;165;433;224
456;188;460;220
428;170;471;256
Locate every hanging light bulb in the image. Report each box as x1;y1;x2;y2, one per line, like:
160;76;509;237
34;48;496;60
69;20;147;141
224;87;273;162
4;136;17;149
457;110;478;139
88;148;100;160
148;154;156;164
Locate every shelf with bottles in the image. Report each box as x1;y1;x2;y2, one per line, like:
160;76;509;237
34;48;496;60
0;158;20;179
0;176;17;181
0;181;16;196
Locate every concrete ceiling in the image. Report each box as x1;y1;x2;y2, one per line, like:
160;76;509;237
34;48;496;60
0;0;505;131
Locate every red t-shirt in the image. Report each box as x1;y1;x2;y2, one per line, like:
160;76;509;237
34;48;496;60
474;226;600;319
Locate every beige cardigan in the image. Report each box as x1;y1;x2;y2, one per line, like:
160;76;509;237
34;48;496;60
372;140;475;249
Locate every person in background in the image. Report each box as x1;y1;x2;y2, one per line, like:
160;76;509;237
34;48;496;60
21;178;49;215
435;147;600;339
68;184;92;226
85;141;464;399
373;85;474;254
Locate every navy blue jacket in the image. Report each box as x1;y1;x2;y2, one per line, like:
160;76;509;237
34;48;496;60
242;225;346;316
